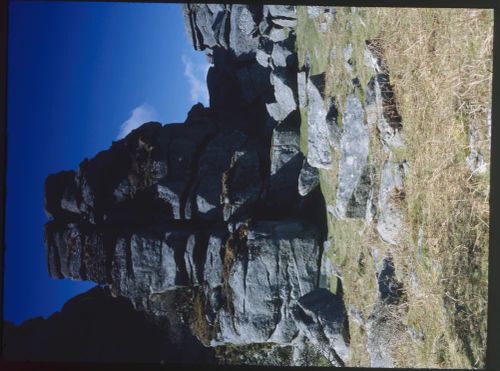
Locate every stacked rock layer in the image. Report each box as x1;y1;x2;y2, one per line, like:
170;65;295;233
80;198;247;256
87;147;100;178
44;4;349;366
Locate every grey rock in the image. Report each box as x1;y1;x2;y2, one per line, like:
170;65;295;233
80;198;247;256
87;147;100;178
376;159;405;245
347;305;364;326
297;71;307;108
364;39;386;74
366;74;404;149
306;73;333;169
182;4;201;50
319;240;335;289
366;302;397;368
221;150;262;222
212;10;230;49
207;3;224;15
307;6;321;19
230;5;259;60
333;94;371;219
466;118;488;174
256;49;270;68
271;42;292;67
156;180;184;220
272;18;297;28
203;231;227;290
269;27;287;43
298;158;320;196
192;130;249;221
265;5;297;19
258;17;270;35
131;230;182;292
268;125;303;212
218;220;321;345
343;43;354;76
325;96;342;151
292;288;349;366
266;69;297;122
377;257;404;304
196;5;218;49
43;3;343;359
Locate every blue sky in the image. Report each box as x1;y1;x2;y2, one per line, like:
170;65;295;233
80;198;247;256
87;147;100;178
5;0;210;325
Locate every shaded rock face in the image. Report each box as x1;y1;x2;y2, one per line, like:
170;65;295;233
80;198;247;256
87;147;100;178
292;288;350;366
42;3;346;365
217;220;320;345
2;286;214;363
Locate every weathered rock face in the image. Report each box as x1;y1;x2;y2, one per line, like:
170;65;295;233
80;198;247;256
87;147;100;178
217;220;320;345
42;3;349;366
292;288;350;366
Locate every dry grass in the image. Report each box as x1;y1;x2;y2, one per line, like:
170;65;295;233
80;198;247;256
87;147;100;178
296;6;492;368
374;8;492;368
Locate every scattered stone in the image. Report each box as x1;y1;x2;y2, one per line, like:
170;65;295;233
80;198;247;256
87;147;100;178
466;118;488;174
298;158;320;196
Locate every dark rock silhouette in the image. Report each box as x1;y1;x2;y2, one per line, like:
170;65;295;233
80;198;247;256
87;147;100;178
2;286;214;363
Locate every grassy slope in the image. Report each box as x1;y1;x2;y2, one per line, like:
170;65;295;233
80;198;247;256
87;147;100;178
296;7;492;368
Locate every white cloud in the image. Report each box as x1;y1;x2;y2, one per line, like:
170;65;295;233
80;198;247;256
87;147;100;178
182;54;210;105
117;103;159;139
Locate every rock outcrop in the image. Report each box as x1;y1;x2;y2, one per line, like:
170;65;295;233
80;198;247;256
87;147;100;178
41;3;349;366
3;286;214;363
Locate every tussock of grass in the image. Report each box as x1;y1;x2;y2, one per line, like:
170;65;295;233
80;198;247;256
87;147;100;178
296;6;331;75
296;6;491;368
299;108;308;155
327;219;378;366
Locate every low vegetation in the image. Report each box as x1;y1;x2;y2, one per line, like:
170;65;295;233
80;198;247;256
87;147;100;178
296;6;492;368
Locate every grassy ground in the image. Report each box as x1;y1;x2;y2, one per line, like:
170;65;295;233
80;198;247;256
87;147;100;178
295;6;492;368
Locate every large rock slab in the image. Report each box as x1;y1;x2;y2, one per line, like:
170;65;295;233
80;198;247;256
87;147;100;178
333;94;371;219
376;159;406;245
216;220;321;345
